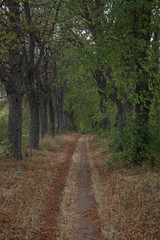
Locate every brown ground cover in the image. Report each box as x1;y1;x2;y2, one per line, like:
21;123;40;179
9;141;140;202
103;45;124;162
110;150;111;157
58;136;104;240
87;135;160;240
0;133;78;240
1;133;159;240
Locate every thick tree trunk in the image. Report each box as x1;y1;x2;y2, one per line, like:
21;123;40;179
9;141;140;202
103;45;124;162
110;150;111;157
7;93;22;160
28;96;40;149
115;98;132;134
4;1;23;160
131;1;153;163
24;0;40;149
40;96;48;137
102;118;111;131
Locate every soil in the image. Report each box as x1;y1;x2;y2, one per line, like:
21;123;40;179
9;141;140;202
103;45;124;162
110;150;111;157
73;136;104;240
58;136;104;240
33;136;79;240
1;134;159;239
34;135;104;239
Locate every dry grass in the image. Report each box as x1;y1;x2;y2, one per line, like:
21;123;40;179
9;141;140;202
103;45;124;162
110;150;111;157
57;139;81;240
1;133;159;239
87;135;160;240
0;133;76;240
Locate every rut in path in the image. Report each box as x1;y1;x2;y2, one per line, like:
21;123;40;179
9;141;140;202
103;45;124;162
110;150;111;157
58;136;104;240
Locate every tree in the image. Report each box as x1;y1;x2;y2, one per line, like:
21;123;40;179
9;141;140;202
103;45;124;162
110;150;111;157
112;0;159;162
57;0;160;163
23;0;64;148
0;0;24;159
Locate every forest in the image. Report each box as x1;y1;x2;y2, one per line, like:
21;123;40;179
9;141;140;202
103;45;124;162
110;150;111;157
0;0;160;239
0;0;160;163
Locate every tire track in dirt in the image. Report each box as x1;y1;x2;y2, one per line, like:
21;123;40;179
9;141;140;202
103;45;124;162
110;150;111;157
58;136;104;240
33;136;79;240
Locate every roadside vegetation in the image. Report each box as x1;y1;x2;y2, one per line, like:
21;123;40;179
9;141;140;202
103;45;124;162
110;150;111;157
0;132;77;240
88;136;160;240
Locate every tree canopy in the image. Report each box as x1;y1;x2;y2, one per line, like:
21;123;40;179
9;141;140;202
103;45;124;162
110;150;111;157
0;0;159;164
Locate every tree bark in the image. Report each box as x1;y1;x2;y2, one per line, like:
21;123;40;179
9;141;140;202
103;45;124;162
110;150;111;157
132;1;153;163
40;95;48;137
115;97;132;133
54;86;69;135
1;0;24;159
28;95;40;149
49;94;55;135
7;94;22;159
24;0;40;149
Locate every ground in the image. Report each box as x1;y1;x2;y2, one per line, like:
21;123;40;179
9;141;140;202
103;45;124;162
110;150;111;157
57;136;104;240
0;133;160;239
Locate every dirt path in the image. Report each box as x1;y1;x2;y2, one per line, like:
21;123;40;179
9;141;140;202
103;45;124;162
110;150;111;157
58;136;104;240
33;136;79;240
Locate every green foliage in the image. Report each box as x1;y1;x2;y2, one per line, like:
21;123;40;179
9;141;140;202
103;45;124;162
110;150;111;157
147;101;160;164
64;78;100;133
57;43;101;133
0;117;7;145
109;103;160;166
0;0;159;164
55;0;160;165
6;142;13;158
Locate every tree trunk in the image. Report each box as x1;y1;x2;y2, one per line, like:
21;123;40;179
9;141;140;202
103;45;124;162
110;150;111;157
93;68;111;131
2;1;24;159
40;96;48;137
7;93;22;160
24;0;40;149
49;94;55;135
134;85;151;163
115;98;132;134
28;95;40;149
131;1;153;163
54;86;68;135
55;101;63;135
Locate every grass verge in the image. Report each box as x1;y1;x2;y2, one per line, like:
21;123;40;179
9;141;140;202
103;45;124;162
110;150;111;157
57;139;81;240
87;135;160;240
0;133;76;240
